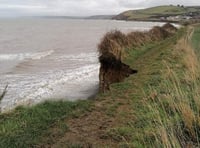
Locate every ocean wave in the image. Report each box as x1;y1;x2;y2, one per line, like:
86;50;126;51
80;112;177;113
0;63;100;111
0;50;54;61
57;52;98;62
23;64;100;100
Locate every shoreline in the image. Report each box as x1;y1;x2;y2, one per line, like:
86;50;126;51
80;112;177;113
0;20;166;113
1;22;200;147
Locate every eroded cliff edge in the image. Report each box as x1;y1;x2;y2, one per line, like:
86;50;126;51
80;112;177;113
98;23;177;92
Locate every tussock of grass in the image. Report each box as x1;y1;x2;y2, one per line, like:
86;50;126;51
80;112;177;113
142;67;200;147
98;30;128;61
163;23;178;34
98;23;177;62
149;26;169;40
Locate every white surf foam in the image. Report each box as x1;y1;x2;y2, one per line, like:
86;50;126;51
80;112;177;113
23;64;99;100
56;52;98;62
0;50;54;61
0;63;100;111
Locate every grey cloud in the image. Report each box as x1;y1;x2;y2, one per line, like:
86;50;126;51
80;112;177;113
0;0;200;16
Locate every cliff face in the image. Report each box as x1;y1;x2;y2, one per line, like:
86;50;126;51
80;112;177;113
98;23;177;92
99;54;137;92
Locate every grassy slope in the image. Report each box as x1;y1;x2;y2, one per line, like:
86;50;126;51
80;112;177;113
122;25;200;147
106;28;187;147
115;5;200;20
1;25;200;147
0;101;92;147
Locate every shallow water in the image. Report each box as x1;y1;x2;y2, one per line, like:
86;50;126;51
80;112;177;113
0;18;164;111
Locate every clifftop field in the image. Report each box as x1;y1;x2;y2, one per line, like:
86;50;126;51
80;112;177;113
113;5;200;22
1;16;200;146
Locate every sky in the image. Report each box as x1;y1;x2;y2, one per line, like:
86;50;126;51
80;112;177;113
0;0;200;17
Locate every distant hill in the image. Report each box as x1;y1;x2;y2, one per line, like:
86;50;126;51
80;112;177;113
38;16;86;19
86;15;115;20
33;15;115;20
113;5;200;22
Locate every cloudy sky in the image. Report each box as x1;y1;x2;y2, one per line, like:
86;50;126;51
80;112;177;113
0;0;200;17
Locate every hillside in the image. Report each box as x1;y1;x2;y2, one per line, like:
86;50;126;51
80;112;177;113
86;15;115;20
38;15;115;20
113;5;200;22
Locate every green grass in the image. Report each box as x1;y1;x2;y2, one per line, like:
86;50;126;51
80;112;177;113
142;5;186;15
127;26;200;147
102;26;200;147
116;5;200;21
192;25;200;54
0;100;92;147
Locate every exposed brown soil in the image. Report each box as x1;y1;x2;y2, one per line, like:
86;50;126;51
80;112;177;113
46;96;135;147
99;55;137;92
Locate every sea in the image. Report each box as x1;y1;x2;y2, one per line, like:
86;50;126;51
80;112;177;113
0;18;164;111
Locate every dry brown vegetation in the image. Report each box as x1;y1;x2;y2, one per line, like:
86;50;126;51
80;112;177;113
163;23;178;34
98;30;128;61
141;26;200;147
98;23;177;92
98;23;177;61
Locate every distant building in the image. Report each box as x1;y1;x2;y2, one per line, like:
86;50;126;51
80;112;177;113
166;15;192;21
